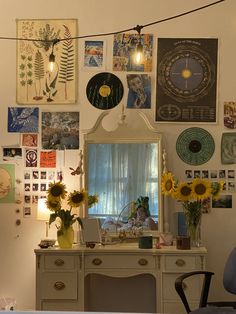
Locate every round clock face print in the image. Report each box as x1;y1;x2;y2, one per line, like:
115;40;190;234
158;44;215;102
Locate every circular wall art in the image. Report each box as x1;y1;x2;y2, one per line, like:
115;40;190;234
86;72;124;110
158;44;215;103
176;127;215;165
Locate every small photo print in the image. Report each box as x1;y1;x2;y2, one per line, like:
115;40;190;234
24;183;30;192
185;170;193;179
228;182;235;192
202;170;209;179
48;171;55;181
3;148;22;160
219;169;226;179
84;40;105;69
40;171;47;180
24;170;31;180
228;169;235;179
32;195;39;204
32;183;39;191
22;134;38;147
212;194;232;208
126;74;151;109
210;170;218;179
23;206;31;217
40;183;47;192
32;170;39;180
194;170;201;178
224;101;236;129
24;195;31;204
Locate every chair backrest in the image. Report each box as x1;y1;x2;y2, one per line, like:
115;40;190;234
223;247;236;294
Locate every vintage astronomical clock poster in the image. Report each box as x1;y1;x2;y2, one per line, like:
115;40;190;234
156;38;218;123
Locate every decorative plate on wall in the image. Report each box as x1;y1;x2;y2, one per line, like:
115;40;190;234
176;127;215;165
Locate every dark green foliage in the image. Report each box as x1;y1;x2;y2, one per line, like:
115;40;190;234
34;50;44;80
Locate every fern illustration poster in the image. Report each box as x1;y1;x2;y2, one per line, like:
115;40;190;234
16;19;77;104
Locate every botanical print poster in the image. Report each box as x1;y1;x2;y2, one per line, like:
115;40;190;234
41;112;80;150
156;38;218;123
8;107;39;132
0;164;15;203
113;33;153;72
16;19;77;104
84;40;105;69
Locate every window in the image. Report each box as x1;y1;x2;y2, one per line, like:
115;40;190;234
87;142;159;221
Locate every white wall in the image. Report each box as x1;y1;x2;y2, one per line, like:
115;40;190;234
0;0;235;309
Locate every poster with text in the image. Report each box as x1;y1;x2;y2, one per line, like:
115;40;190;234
156;38;218;123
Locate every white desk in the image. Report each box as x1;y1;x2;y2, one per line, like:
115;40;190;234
35;243;207;314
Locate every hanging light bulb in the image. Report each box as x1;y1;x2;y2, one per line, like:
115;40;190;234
48;38;60;72
133;24;144;65
49;50;55;72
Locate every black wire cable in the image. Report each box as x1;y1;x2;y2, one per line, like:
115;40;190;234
0;0;226;44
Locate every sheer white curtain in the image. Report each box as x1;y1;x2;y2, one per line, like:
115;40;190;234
88;143;158;219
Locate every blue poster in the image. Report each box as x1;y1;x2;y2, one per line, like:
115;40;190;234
8;107;39;133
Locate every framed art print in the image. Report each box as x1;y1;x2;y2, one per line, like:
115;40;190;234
156;38;218;123
16;19;77;104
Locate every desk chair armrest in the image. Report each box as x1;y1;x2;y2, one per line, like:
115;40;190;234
175;271;215;314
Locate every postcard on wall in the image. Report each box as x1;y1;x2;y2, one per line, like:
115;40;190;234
25;149;38;167
41;112;80;150
3;147;22;161
113;33;153;72
221;132;236;164
16;19;78;104
126;74;151;109
83;40;106;70
8;107;39;133
155;38;218;123
224;101;236;129
22;134;38;147
40;150;56;168
0;164;15;203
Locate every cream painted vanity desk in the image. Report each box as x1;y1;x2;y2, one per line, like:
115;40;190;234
35;244;207;314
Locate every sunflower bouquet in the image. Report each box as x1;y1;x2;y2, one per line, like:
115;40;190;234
46;181;98;248
161;172;224;246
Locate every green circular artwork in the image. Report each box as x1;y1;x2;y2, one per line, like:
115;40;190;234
176;127;215;165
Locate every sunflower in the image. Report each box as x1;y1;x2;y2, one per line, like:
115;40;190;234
211;180;224;200
47;181;67;201
173;182;192;202
88;194;99;208
45;198;61;212
161;172;176;196
191;178;211;201
67;189;88;208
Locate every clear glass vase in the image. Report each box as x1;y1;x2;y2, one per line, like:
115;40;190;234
57;225;74;248
183;201;202;248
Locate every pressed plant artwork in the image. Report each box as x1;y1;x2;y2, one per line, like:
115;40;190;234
16;19;77;104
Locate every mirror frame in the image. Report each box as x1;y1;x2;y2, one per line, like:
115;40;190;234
83;111;164;233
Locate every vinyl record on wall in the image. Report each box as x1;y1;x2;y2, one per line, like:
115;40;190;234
176;127;215;165
86;72;124;110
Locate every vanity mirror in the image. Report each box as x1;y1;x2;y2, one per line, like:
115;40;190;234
83;111;164;234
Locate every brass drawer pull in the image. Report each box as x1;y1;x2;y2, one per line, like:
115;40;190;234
175;259;186;267
54;259;65;266
138;258;148;266
54;281;66;290
92;258;102;266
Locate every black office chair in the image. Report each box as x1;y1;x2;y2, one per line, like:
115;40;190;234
175;247;236;314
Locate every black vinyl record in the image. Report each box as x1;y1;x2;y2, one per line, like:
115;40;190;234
176;127;215;165
86;72;124;110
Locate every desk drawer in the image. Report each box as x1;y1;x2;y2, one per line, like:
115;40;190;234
44;255;75;270
41;272;77;299
164;255;197;271
85;254;155;269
